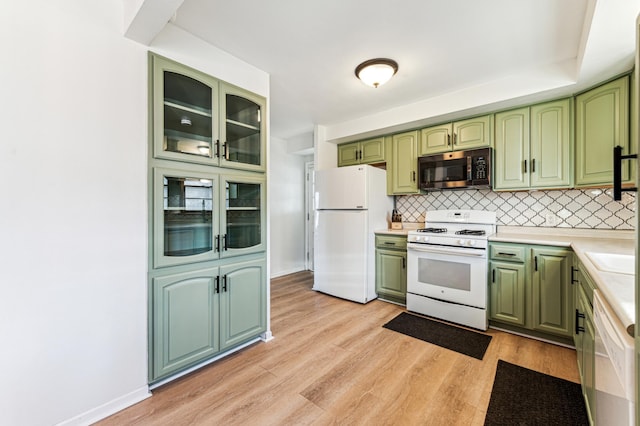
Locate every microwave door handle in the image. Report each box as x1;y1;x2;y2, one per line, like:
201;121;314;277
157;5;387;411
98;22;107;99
467;156;472;181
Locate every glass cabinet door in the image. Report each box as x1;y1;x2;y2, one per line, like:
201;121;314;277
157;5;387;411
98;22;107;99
154;168;219;268
152;55;219;163
220;84;266;172
220;175;266;257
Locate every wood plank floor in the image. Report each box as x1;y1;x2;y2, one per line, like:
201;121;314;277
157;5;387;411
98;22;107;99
98;271;580;425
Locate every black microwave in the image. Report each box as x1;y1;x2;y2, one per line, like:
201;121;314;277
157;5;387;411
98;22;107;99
418;147;492;190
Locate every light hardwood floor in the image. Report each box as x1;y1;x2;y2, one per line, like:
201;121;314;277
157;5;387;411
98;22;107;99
98;271;580;425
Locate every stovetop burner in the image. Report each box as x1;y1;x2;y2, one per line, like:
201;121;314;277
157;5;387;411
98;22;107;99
455;229;486;236
418;227;448;233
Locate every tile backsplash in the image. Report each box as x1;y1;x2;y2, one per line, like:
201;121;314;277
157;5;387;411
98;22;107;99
396;189;636;230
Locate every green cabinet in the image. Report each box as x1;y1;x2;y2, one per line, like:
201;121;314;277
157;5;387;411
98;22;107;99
494;99;571;190
151;53;266;172
337;137;385;166
375;234;407;304
489;243;573;339
419;115;492;155
148;53;268;385
152;167;266;269
572;255;596;424
151;258;266;381
575;76;630;186
531;247;573;337
390;131;419;194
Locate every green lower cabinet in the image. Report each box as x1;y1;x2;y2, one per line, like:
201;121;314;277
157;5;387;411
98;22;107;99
375;234;407;304
488;243;573;340
573;255;595;424
531;247;573;337
152;267;220;380
489;261;526;326
219;259;267;350
150;258;266;382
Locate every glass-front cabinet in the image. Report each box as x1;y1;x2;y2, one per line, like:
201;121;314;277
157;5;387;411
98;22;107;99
151;54;266;172
153;167;265;268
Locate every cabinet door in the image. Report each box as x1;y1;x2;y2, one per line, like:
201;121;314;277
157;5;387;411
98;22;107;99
419;124;452;155
360;138;385;164
219;259;266;350
151;54;219;165
530;99;571;188
575;76;629;186
151;267;219;380
582;305;596;425
375;249;407;303
219;83;266;172
391;131;419;194
494;108;530;190
153;168;220;268
531;247;572;337
337;142;360;166
453;115;492;151
489;261;526;326
220;175;266;258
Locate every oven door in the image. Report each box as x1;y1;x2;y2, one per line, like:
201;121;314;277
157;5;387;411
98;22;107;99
407;243;488;309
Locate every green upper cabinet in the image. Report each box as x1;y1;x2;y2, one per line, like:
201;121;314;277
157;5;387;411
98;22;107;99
337;137;385;166
494;100;571;190
390;131;419;194
150;53;266;172
530;99;572;188
575;76;630;186
494;107;530;189
419;115;492;155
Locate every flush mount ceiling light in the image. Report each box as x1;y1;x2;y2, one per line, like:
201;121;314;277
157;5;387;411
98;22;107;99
355;58;398;88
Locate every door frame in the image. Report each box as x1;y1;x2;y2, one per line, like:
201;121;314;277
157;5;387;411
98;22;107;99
305;161;315;271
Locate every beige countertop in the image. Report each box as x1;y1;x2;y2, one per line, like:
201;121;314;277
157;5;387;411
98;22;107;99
490;226;635;331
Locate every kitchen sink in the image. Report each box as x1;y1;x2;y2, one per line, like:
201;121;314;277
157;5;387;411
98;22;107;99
585;252;635;275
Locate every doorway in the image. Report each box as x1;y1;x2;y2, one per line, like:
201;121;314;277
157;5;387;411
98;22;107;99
305;161;315;271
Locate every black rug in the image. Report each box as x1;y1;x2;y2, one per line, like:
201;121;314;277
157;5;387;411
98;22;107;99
485;360;588;425
382;312;491;360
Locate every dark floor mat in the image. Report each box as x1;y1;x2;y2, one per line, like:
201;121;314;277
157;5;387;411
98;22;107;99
382;312;491;360
484;360;588;425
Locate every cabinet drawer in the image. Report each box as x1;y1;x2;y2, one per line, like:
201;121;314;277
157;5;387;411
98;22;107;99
375;234;407;250
490;244;526;263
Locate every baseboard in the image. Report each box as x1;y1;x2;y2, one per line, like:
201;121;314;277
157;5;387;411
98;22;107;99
261;330;274;342
270;267;306;279
57;386;150;426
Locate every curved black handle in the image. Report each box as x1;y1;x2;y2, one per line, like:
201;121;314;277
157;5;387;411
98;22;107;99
613;146;637;201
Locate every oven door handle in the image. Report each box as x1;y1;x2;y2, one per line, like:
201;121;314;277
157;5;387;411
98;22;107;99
407;244;486;257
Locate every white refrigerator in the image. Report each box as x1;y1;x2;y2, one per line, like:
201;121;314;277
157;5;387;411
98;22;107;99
313;165;393;303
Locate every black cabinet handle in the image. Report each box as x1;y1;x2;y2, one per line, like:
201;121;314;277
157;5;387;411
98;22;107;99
223;234;228;251
453;133;457;145
571;266;579;284
613;146;638;200
575;309;585;334
215;235;220;252
412;171;416;182
402;257;406;269
497;252;515;257
222;142;229;160
214;276;220;294
222;275;228;292
523;159;527;174
214;140;220;158
534;256;538;271
492;269;495;283
532;158;536;173
447;134;451;146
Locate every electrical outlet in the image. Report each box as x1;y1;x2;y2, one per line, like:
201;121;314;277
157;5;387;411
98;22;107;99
545;214;557;226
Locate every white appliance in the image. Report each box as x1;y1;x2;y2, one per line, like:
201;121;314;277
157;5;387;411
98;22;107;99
313;165;393;303
406;210;496;330
594;290;635;425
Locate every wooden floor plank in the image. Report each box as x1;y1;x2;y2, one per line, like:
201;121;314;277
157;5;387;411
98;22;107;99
98;270;580;425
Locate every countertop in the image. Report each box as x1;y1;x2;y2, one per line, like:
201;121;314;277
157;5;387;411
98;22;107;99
490;226;635;333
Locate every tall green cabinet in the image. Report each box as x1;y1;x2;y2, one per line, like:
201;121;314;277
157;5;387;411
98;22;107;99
148;53;268;384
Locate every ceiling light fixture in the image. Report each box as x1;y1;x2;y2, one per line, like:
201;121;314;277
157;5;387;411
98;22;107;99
355;58;398;88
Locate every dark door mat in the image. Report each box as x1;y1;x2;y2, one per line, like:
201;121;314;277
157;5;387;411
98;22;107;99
382;312;491;360
484;360;588;425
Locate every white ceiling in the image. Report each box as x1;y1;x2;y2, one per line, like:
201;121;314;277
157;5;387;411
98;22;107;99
164;0;640;141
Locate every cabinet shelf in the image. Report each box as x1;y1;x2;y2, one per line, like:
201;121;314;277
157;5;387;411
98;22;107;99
226;207;259;211
227;119;260;140
164;99;212;118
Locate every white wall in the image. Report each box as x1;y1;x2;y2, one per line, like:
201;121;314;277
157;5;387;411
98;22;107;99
0;1;268;424
269;137;309;277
